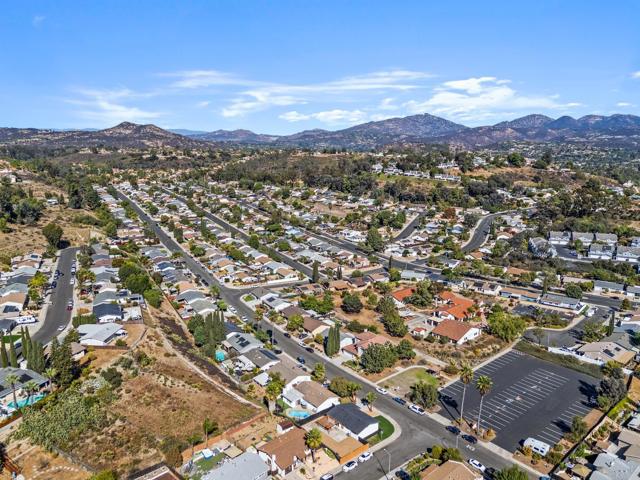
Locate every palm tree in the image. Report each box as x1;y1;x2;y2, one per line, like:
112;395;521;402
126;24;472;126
187;433;200;459
305;428;323;463
459;362;474;427
44;367;57;393
24;380;39;407
475;375;494;436
5;374;19;411
365;391;377;412
202;417;217;446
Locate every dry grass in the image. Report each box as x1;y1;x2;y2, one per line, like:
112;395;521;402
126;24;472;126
5;442;90;480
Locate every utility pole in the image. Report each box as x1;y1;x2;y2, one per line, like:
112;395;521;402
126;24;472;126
383;448;391;474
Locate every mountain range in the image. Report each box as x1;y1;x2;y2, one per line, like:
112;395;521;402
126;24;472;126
1;113;640;150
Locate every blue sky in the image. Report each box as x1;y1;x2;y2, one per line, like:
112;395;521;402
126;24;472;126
2;1;639;133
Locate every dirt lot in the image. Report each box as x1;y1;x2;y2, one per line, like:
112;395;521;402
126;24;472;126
5;442;90;480
0;178;94;257
415;333;507;366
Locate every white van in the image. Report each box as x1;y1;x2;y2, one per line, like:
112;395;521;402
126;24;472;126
524;437;550;456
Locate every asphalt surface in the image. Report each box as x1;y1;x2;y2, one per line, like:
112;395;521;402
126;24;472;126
393;213;425;241
461;213;500;253
439;350;597;452
523;306;612;347
32;247;78;345
122;188;535;479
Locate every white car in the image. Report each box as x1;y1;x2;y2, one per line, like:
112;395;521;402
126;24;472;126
342;460;358;472
70;278;75;285
409;404;426;415
358;452;372;463
375;387;388;395
467;459;486;472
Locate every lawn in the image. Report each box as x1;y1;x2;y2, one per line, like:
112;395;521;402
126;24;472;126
369;415;395;445
378;367;440;396
190;452;225;480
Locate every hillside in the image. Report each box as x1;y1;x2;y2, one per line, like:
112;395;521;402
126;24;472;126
0;122;211;149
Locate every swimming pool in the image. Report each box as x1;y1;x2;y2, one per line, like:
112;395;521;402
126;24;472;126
288;409;311;419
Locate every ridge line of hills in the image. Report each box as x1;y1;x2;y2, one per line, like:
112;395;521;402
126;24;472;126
1;113;639;150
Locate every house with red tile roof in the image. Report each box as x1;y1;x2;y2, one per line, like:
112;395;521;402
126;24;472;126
341;331;389;359
431;319;481;345
434;291;475;321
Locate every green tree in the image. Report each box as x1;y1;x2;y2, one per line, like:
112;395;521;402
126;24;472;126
494;465;528;480
6;374;19;411
305;428;323;463
0;340;7;368
88;471;118;480
312;363;325;382
42;223;63;248
395;339;415;360
364;391;377;412
265;372;285;415
361;343;398;374
475;375;493;435
565;283;583;299
487;310;526;342
571;416;587;441
410;381;438;409
8;340;17;368
286;314;304;332
365;227;385;252
459;362;474;426
202;417;218;445
312;261;320;283
45;367;57;393
341;293;363;314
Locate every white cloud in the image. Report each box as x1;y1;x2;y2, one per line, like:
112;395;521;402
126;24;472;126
404;76;580;122
196;100;211;108
279;109;369;125
632;71;640;79
32;15;45;27
617;102;634;107
66;88;162;126
221;70;432;117
163;70;257;89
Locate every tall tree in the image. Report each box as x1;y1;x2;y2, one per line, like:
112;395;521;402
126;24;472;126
8;341;17;368
305;428;323;463
0;340;8;368
475;375;494;435
459;362;474;427
202;417;218;446
6;374;19;411
312;261;319;283
44;367;57;393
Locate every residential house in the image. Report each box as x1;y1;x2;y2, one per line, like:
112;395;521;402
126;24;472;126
302;317;330;337
235;348;280;372
577;342;635;365
591;452;640;480
225;333;262;355
616;246;640;263
434;291;475;321
593;281;626;295
431;320;481;345
92;303;124;323
0;367;48;409
572;232;595;246
326;403;379;440
77;323;125;346
283;380;340;414
257;427;309;476
202;452;268;480
539;294;583;311
341;331;388;359
529;237;557;258
595;233;618;245
420;460;482;480
589;243;615;260
549;231;571;245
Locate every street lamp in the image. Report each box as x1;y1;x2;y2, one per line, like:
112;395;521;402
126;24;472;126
383;448;391;474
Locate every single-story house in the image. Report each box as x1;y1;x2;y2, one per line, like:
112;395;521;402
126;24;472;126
202;452;268;480
224;333;262;355
431;320;481;345
0;367;48;408
77;323;125;346
420;460;482;480
284;380;340;414
539;294;583;311
327;403;379;440
92;303;124;323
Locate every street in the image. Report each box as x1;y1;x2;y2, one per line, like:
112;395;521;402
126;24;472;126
32;247;78;345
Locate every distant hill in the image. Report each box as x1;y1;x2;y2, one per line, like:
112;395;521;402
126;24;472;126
2;113;640;151
0;122;211;149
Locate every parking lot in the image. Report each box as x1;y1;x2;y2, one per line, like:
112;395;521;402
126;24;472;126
439;350;596;451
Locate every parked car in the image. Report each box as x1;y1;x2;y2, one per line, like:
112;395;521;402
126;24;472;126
485;467;496;478
296;356;306;364
320;474;334;480
468;459;485;472
393;396;407;406
462;434;477;444
375;387;388;395
69;278;75;285
273;349;283;355
446;425;461;435
409;404;426;415
395;470;411;480
305;346;314;354
358;452;372;463
284;332;291;338
342;461;358;472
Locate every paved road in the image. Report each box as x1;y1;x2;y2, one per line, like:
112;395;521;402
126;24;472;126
461;213;500;253
393;213;425;241
32;247;78;345
122;189;532;479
